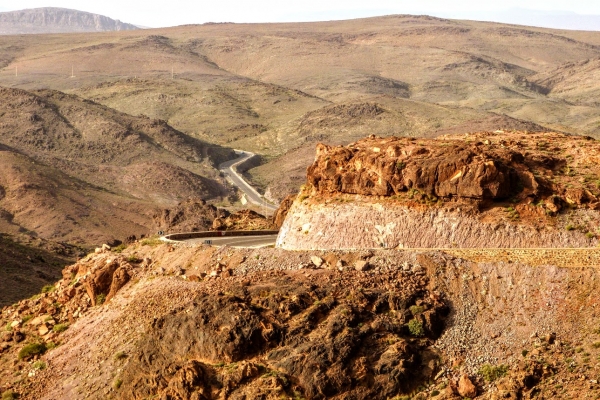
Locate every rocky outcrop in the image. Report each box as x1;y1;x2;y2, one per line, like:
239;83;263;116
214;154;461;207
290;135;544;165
119;271;447;399
306;133;597;205
272;194;296;229
278;132;600;249
153;199;228;233
211;209;275;231
0;8;139;35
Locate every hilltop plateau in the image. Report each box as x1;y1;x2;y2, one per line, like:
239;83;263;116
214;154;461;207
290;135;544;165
0;8;138;35
277;131;600;249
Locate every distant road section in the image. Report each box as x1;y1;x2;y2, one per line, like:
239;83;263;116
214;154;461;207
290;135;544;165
219;150;278;214
185;234;278;248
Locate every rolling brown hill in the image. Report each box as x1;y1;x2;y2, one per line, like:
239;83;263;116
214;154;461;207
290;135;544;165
0;15;600;226
2;15;600;200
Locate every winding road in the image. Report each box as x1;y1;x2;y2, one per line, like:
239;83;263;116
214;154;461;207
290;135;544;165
161;151;280;248
219;150;278;214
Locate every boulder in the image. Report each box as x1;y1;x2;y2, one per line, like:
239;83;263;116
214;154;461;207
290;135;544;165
311;256;324;268
354;260;371;272
458;374;477;398
38;324;50;336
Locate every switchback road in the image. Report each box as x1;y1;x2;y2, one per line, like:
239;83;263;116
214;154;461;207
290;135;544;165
219;150;278;214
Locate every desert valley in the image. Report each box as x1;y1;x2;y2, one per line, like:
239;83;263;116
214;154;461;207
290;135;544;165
2;6;600;400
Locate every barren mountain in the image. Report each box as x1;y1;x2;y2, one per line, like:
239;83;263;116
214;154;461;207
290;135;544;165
0;8;138;35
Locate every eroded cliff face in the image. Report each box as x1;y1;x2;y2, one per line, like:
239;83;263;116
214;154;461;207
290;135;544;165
278;132;600;249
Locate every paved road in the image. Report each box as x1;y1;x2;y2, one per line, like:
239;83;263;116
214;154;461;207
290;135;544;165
185;234;279;248
219;150;278;213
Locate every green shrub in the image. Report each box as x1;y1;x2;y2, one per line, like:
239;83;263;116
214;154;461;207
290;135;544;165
140;237;162;247
41;285;55;293
21;315;33;324
127;255;141;263
586;232;595;239
566;224;575;231
5;322;13;332
112;244;127;253
1;390;17;400
114;351;128;361
113;378;123;390
479;364;508;382
32;361;47;370
409;305;425;316
18;342;47;360
407;319;425;337
96;293;106;305
52;324;69;333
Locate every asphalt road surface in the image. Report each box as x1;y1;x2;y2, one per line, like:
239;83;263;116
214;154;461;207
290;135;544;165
185;234;279;248
219;150;278;213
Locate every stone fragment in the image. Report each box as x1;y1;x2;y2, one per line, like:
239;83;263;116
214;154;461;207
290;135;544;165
311;256;324;268
458;374;477;398
355;260;371;272
38;324;49;336
29;315;51;326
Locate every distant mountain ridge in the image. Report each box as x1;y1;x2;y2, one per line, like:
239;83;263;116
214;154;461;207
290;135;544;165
0;7;139;34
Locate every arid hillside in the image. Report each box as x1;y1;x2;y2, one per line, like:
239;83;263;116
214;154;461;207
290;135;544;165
0;87;235;246
3;240;600;399
2;15;600;201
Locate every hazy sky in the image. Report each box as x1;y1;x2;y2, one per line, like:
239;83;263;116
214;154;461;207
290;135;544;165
0;0;600;29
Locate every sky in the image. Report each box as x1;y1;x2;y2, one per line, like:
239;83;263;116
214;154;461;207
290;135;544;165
0;0;600;30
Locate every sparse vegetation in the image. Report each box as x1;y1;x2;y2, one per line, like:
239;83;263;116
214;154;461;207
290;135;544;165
18;342;47;360
32;361;47;370
113;378;123;390
53;323;69;333
41;284;55;293
407;319;425;337
140;237;162;247
127;255;141;263
96;293;106;305
409;305;425;315
112;243;127;253
479;364;508;382
1;390;17;400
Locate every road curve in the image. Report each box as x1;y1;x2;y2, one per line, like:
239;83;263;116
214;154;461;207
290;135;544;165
219;150;278;213
184;234;278;248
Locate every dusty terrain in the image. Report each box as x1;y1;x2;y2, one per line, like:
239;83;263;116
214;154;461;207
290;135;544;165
2;241;600;399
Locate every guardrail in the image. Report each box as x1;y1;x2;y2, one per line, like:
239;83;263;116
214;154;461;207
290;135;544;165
161;230;280;243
